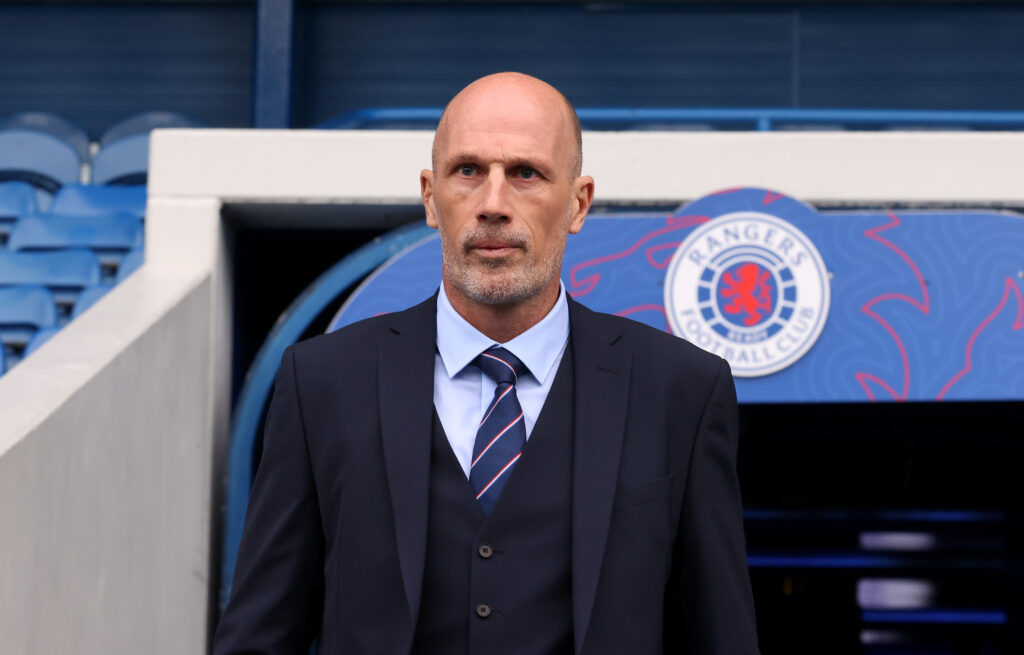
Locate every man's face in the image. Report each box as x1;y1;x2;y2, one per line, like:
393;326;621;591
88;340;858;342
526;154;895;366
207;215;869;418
421;78;593;308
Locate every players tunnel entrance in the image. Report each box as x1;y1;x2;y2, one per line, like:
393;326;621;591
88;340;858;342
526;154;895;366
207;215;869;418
223;191;1024;653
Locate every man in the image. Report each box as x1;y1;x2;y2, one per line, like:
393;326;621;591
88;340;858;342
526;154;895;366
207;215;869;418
214;72;759;654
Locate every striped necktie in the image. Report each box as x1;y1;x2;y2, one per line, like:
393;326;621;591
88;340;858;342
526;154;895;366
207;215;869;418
470;346;528;516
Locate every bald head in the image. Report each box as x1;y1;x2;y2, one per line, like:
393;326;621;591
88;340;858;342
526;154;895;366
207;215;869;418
432;72;583;180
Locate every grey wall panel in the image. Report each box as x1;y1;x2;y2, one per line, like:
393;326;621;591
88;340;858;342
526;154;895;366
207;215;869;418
295;4;796;127
2;2;1023;134
799;5;1024;110
298;2;1024;127
0;3;253;136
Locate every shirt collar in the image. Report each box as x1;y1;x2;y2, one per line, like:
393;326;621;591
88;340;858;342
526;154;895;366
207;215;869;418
436;282;570;385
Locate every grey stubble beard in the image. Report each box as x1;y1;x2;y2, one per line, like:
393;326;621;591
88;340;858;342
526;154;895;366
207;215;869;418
440;223;565;306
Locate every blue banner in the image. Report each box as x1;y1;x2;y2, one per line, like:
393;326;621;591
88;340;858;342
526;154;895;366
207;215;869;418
330;188;1024;403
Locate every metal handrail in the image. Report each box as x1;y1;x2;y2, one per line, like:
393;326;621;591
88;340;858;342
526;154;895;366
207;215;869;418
317;107;1024;131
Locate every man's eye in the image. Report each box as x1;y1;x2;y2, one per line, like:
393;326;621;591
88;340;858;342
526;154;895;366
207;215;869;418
519;168;537;179
457;165;475;176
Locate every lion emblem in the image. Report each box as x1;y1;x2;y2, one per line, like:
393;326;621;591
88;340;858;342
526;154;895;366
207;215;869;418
719;263;774;326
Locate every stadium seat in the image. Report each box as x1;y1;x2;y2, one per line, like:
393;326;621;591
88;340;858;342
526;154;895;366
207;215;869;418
99;111;204;148
24;325;59;357
0;285;58;367
0;112;91;163
72;284;112;319
7;213;143;280
50;184;146;219
92;112;205;185
0;283;57;339
0;180;38;246
0;249;102;319
116;248;144;282
0;130;81;193
90;134;150;186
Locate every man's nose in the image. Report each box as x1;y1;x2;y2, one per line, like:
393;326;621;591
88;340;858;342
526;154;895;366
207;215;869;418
477;167;512;221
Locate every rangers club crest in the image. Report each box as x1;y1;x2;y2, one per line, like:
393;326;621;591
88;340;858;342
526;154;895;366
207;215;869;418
665;211;830;377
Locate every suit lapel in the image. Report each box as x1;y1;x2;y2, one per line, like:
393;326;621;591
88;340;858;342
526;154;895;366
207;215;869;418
378;295;437;626
568;299;632;654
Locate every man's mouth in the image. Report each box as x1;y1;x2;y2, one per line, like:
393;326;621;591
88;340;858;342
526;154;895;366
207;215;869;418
467;239;521;257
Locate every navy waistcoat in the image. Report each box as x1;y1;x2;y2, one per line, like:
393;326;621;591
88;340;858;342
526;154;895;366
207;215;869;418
412;344;575;655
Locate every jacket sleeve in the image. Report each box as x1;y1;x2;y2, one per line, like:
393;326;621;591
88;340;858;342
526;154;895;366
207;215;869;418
665;357;760;654
213;346;324;654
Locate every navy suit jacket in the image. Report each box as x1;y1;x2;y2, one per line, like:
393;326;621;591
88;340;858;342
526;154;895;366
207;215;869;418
214;295;759;654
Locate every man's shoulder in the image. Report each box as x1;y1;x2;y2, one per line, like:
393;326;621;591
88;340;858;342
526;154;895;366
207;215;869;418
289;295;434;364
290;314;384;359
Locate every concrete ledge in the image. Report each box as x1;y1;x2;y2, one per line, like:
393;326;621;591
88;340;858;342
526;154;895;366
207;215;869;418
150;129;1024;205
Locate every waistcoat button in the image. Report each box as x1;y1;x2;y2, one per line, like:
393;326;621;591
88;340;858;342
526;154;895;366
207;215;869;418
478;543;494;559
476;603;492;618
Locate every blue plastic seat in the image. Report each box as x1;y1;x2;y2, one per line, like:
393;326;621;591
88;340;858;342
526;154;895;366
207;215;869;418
72;284;113;319
24;325;60;357
0;249;102;319
0;130;81;193
93;112;205;185
51;184;146;219
0;284;57;356
0;180;38;245
116;248;144;282
91;133;150;186
0;112;91;163
100;111;204;148
0;180;37;218
8;213;143;280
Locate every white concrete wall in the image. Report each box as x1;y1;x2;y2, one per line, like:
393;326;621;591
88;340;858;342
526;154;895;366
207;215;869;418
0;191;230;652
0;272;214;653
149;129;1024;204
1;128;1021;654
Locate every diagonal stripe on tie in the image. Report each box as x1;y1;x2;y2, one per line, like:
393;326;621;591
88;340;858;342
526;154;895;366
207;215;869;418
472;411;524;468
469;346;529;516
478;385;515;429
475;452;523;500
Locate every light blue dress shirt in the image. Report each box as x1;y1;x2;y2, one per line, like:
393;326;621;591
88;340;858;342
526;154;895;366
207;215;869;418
434;283;570;478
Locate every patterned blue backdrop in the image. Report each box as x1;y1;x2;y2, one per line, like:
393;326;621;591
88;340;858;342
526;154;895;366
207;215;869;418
330;188;1024;403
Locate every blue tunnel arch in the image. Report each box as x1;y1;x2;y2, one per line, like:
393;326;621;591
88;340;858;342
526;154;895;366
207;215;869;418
221;222;437;609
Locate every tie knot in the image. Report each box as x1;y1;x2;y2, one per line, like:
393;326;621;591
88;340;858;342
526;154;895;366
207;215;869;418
475;346;527;386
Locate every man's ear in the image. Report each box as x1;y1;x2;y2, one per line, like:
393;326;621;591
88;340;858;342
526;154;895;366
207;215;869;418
421;169;438;229
568;175;595;235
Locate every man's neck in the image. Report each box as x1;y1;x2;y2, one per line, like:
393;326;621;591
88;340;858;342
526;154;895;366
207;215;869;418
443;279;561;343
